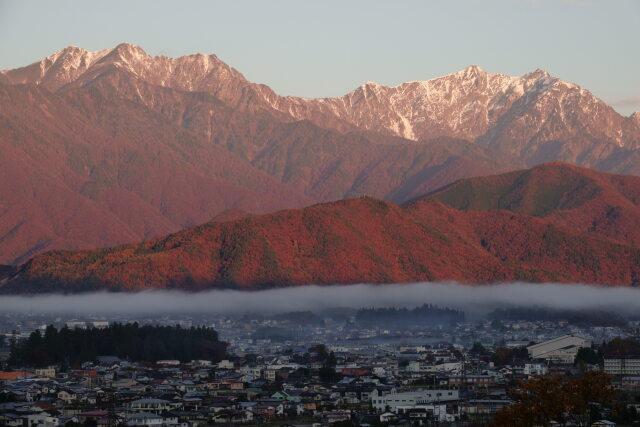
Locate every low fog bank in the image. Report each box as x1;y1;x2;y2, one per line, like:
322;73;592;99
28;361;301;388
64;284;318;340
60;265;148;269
2;282;640;316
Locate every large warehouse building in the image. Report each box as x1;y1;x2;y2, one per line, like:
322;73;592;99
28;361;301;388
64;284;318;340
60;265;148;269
527;335;591;364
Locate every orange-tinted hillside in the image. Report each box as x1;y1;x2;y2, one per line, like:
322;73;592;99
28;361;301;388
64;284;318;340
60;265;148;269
3;163;640;293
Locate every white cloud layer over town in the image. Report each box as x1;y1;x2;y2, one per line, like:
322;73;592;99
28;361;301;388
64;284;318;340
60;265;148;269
2;282;640;315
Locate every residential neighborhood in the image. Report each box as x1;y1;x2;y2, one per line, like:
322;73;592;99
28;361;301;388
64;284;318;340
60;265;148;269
1;309;639;426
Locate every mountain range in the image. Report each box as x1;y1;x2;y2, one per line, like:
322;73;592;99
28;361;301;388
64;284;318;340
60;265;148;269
2;163;640;293
1;43;639;274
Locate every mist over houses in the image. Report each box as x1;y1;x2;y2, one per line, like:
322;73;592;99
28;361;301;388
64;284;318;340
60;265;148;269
1;308;640;426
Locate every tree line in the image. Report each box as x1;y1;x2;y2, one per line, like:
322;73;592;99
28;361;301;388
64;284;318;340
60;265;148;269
487;307;627;327
575;337;640;366
355;304;465;328
9;323;227;367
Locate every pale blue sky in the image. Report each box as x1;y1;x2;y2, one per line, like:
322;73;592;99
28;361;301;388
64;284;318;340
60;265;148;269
1;0;638;114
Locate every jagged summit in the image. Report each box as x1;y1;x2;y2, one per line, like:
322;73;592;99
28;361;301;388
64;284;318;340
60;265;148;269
114;42;143;50
1;45;563;109
464;64;484;72
456;64;486;78
523;68;552;79
1;43;637;155
45;45;86;59
0;43;235;92
105;42;150;61
2;45;112;89
1;44;557;98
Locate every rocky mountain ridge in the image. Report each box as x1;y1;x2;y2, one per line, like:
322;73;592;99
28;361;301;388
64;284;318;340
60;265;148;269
4;43;639;163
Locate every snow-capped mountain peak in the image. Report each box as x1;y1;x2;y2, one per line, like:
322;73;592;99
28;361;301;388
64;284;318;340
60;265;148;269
103;42;150;64
0;45;111;89
457;64;485;79
2;43;637;155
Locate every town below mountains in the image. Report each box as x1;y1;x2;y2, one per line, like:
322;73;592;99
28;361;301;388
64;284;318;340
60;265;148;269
1;305;639;425
1;44;640;293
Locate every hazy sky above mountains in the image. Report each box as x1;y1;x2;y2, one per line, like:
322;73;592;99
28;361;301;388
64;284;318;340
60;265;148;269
0;0;638;114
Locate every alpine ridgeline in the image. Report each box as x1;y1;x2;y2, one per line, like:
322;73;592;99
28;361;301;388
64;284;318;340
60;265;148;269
1;43;639;264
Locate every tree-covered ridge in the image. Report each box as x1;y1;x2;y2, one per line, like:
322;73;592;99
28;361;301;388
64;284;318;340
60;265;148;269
4;164;640;294
9;323;227;367
355;304;465;328
487;307;627;327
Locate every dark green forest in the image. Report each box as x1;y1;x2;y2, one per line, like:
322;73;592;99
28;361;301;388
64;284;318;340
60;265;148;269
9;323;227;367
575;337;640;366
487;307;627;327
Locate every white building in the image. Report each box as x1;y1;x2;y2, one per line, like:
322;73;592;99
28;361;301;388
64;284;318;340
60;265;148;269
262;368;277;381
604;358;640;375
239;366;262;381
35;367;56;378
524;362;549;376
65;321;87;329
156;360;180;366
129;398;174;414
422;361;463;374
397;404;451;422
27;413;61;427
527;335;590;364
217;360;234;369
91;321;110;328
126;412;164;426
371;389;459;413
372;366;387;377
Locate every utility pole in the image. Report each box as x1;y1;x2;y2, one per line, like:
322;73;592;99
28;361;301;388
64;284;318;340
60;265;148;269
107;389;116;427
460;351;468;427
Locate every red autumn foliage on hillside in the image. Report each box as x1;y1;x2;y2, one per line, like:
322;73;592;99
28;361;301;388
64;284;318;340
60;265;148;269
3;163;640;293
0;79;517;265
